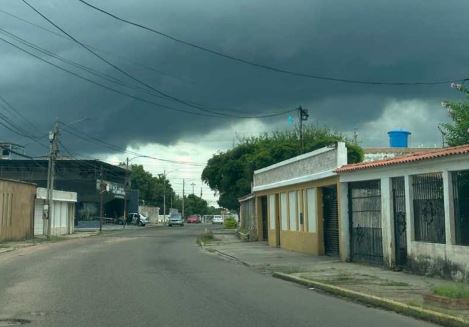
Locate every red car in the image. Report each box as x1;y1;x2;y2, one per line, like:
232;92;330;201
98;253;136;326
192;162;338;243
186;215;201;223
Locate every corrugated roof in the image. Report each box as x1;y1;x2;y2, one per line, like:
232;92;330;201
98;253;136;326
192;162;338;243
336;144;469;173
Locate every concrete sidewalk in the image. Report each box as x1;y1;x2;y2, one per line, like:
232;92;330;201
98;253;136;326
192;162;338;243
205;232;469;326
0;231;99;255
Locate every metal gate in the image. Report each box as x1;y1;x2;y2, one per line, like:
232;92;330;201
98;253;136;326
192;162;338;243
453;171;469;246
349;180;383;265
323;186;339;256
392;177;407;267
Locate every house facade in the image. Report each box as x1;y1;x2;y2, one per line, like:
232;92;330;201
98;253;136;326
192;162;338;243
336;145;469;281
251;142;348;257
34;187;77;236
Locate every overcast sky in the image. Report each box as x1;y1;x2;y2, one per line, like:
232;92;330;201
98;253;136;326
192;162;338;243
1;0;468;205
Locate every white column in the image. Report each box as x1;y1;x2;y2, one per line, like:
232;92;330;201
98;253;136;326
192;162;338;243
404;175;414;254
442;170;456;245
381;177;395;268
338;182;350;261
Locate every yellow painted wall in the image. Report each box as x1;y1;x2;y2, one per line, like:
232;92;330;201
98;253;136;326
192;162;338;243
279;230;320;255
256;176;340;256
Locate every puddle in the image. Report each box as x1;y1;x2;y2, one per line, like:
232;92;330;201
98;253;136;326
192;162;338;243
0;319;30;326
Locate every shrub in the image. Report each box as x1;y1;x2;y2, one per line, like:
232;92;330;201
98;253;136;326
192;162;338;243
224;217;237;229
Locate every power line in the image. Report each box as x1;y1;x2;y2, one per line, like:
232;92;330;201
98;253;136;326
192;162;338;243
0;35;226;118
76;0;466;86
21;0;295;119
0;8;186;81
59;122;206;166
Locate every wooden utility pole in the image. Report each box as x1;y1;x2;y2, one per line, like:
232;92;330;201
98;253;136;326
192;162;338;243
99;165;105;232
123;157;129;226
191;182;195;195
46;121;59;239
298;106;309;153
182;178;185;218
163;170;166;222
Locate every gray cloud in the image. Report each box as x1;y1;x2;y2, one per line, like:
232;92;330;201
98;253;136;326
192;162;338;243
0;0;468;156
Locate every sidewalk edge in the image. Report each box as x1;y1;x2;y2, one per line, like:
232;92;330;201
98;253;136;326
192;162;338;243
272;272;469;327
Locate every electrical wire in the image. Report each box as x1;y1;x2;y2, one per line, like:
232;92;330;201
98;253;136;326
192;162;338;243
0;8;185;81
76;0;467;86
21;0;296;119
0;35;227;118
59;122;206;166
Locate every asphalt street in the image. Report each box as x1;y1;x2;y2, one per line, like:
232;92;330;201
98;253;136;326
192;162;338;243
0;225;435;327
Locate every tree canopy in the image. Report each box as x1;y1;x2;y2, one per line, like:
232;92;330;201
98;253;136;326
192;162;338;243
441;83;469;146
201;126;363;211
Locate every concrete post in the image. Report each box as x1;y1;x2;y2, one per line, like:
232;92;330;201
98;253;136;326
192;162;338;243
338;182;350;261
381;177;395;268
442;170;456;245
404;175;414;254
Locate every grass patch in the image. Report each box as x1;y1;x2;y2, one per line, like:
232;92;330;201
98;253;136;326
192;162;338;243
196;230;217;246
223;217;238;229
433;284;469;299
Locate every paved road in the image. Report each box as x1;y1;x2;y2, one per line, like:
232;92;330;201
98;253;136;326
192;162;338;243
0;225;434;327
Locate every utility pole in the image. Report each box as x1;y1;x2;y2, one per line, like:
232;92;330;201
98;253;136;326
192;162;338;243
163;170;166;222
191;182;195;195
123;157;129;227
46;121;59;239
182;178;185;219
99;165;105;232
298;106;309;153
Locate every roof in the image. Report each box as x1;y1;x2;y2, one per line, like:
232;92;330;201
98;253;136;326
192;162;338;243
336;144;469;173
238;193;255;202
364;147;438;154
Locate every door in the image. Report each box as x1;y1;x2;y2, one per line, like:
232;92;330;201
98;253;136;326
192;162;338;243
34;199;44;236
392;177;407;267
323;186;339;256
260;196;268;241
349;180;383;265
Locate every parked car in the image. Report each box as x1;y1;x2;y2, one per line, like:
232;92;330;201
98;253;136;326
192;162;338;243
212;215;223;224
127;213;148;226
186;215;201;223
168;214;184;227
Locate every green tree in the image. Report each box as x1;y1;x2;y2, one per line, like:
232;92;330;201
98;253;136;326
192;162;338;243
129;164;176;211
441;83;469;146
202;126;363;211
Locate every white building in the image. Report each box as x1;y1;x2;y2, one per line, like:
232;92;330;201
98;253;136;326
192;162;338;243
337;145;469;281
34;187;77;236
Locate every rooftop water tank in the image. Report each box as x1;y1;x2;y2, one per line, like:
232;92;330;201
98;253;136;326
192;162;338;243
388;129;411;148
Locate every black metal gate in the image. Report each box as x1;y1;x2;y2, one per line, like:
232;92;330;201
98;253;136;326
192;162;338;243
453;170;469;246
323;186;339;256
413;173;445;244
349;180;383;265
392;177;407;267
261;196;268;241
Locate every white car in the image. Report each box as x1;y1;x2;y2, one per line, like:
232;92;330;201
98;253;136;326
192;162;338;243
212;215;223;224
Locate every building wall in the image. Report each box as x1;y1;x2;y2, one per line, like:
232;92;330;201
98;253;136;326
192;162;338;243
139;205;160;223
239;196;257;241
0;179;36;242
257;176;339;255
35;188;77;236
339;155;469;281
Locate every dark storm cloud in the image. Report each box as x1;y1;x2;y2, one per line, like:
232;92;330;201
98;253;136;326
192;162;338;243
0;0;468;155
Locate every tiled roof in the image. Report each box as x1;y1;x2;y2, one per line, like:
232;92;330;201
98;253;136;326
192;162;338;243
336;144;469;173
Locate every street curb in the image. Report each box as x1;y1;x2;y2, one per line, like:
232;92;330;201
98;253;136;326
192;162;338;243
272;272;469;327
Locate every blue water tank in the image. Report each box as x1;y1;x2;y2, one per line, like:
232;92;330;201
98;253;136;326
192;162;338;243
388;129;411;148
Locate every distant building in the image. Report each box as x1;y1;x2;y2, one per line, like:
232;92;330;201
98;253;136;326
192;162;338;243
0;159;130;224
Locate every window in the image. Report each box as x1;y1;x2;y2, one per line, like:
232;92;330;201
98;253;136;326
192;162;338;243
268;194;276;229
306;188;317;233
412;173;445;244
453;170;469;246
289;191;297;231
280;193;288;230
